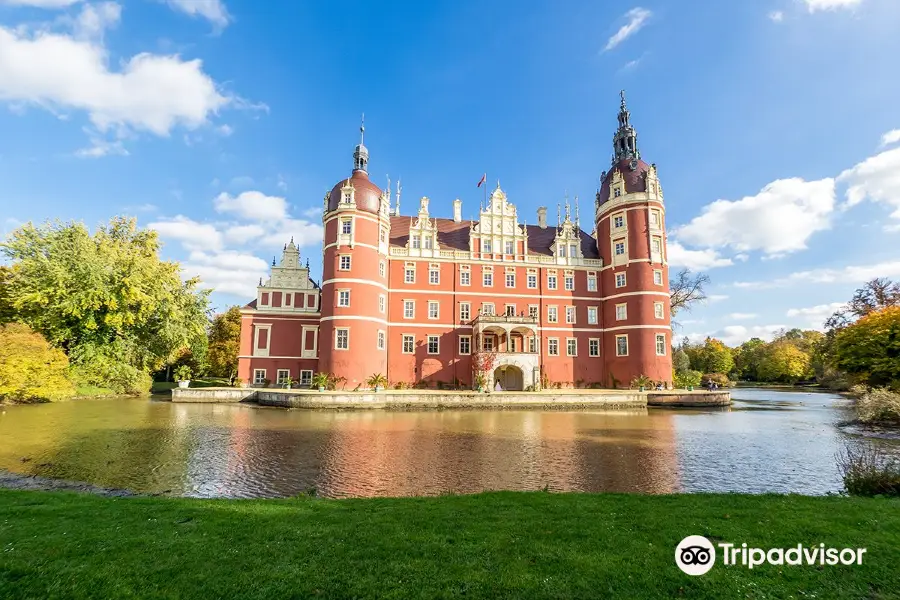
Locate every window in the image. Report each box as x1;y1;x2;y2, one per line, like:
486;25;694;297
559;245;566;258
460;302;470;321
505;304;516;317
587;273;597;292
427;335;439;354
424;236;433;249
614;188;622;198
483;268;493;287
547;274;557;290
285;293;292;307
527;272;537;289
343;191;352;204
505;240;514;255
482;239;492;254
482;302;495;316
569;244;577;258
429;266;440;285
613;214;624;229
460;266;471;286
459;335;471;355
379;261;385;278
253;369;266;385
653;270;663;286
564;275;574;291
548;338;559;356
528;305;538;318
506;272;515;288
616;335;628;357
337;290;350;307
614;240;626;256
652;237;663;256
254;325;270;356
405;264;415;284
379;294;386;313
589;339;600;357
482;336;494;351
654;302;664;319
650;210;661;228
402;334;415;354
428;301;439;319
341;218;352;235
567;338;577;357
260;292;269;307
566;306;576;324
548;306;558;323
404;300;415;319
276;369;290;385
377;330;385;350
380;228;387;243
411;236;420;249
615;272;626;288
616;303;627;321
339;255;351;271
528;336;537;353
300;370;312;386
335;328;349;350
656;334;667;356
588;306;598;325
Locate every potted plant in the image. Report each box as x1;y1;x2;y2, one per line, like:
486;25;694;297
631;374;652;392
311;372;329;392
282;376;294;389
473;373;486;393
174;365;192;389
366;373;388;391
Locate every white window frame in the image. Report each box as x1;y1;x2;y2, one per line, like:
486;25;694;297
339;255;351;271
505;240;514;255
402;334;415;354
253;324;272;357
482;335;494;352
615;272;626;288
253;369;266;385
547;274;557;290
505;272;515;288
527;273;537;289
335;328;349;350
459;302;470;321
616;334;629;357
615;303;627;321
566;306;576;324
300;370;313;386
460;266;471;286
528;336;537;353
589;338;600;357
564;275;574;291
427;335;440;355
337;289;350;307
566;338;577;357
482;239;492;254
528;304;538;319
505;304;516;317
340;218;352;235
548;338;559;356
404;263;416;284
653;270;663;286
459;335;471;355
614;239;626;256
587;306;598;325
429;265;440;285
651;236;663;255
276;369;290;385
379;294;386;314
379;261;386;278
403;300;415;319
482;302;495;316
587;272;597;292
428;301;439;320
654;302;664;319
483;268;493;287
377;330;386;350
613;213;625;229
547;305;558;323
656;334;667;356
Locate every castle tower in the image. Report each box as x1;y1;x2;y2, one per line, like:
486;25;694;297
595;92;672;387
318;119;392;387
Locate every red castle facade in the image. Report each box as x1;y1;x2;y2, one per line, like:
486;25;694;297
238;95;673;390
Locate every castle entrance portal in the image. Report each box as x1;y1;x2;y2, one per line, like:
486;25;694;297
493;365;524;391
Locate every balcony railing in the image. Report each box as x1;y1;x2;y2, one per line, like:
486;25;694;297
472;313;539;325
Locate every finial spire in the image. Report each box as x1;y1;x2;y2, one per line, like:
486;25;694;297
612;90;639;165
353;115;369;173
395;177;402;215
360;113;365;145
272;256;276;266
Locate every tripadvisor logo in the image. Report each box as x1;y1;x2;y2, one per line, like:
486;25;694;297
675;536;867;576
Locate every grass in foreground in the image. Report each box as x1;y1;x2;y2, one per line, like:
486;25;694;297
1;490;899;599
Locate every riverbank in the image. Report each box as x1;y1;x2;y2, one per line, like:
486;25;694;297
171;387;731;409
0;490;897;599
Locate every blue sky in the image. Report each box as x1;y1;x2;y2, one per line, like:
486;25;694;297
1;0;899;346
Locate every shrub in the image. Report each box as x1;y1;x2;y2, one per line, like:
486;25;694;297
366;373;388;389
0;323;75;403
630;374;653;389
311;372;330;389
836;444;900;497
69;345;151;395
852;386;900;425
174;365;192;381
700;373;730;387
674;370;702;389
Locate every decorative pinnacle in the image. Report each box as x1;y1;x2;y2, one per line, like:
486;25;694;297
290;236;294;244
272;256;276;266
360;113;365;145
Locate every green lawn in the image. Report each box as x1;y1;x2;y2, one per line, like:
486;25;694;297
1;491;898;599
73;385;117;398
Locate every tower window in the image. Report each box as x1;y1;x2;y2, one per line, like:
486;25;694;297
615;303;627;321
505;240;514;254
335;328;349;350
379;261;386;277
377;330;385;351
402;334;415;354
616;335;628;357
656;334;667;356
653;270;663;286
613;214;624;228
548;338;559;356
341;218;352;234
337;290;350;307
614;188;622;198
654;302;664;319
404;300;415;319
615;273;626;288
339;255;351;271
589;339;600;357
427;335;439;355
614;240;626;256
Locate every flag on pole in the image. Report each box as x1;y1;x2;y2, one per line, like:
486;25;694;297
476;173;486;188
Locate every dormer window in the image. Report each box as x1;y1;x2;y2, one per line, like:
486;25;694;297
411;236;420;249
424;236;433;249
483;239;492;254
559;245;566;258
614;188;622;198
343;192;352;204
569;244;577;257
505;240;514;255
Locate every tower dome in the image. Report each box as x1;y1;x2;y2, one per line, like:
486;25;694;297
326;117;383;214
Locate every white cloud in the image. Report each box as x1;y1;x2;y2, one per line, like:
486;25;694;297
73;1;120;39
215;123;233;136
148;215;223;251
667;240;733;271
786;302;847;329
259;218;323;249
675;177;836;256
75;136;127;157
707;294;729;303
803;0;863;12
223;223;264;245
181;250;267;297
164;0;230;29
768;10;785;22
881;129;900;147
734;260;900;289
0;22;235;143
717;325;786;346
0;0;80;6
727;313;757;320
214;191;287;221
838;146;900;229
604;8;652;51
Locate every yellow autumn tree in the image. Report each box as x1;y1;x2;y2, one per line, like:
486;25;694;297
0;323;75;403
757;341;811;384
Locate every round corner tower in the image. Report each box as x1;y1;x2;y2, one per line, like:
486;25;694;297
318;121;392;388
595;92;673;388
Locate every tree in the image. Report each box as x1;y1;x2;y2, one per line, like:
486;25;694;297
0;266;14;324
687;337;734;375
825;278;900;331
673;348;691;374
471;347;498;389
757;341;811;384
732;337;766;381
0;323;75;403
833;306;900;388
669;269;710;318
1;218;210;392
207;306;242;383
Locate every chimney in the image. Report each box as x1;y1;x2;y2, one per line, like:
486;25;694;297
537;206;548;229
453;198;462;223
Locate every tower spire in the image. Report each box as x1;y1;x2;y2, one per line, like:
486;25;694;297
352;114;369;173
612;90;639;166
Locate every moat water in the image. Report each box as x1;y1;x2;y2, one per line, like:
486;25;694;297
1;389;898;498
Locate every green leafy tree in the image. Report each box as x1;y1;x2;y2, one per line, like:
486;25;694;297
0;266;14;324
207;306;242;383
1;218;210;392
0;323;75;402
833;306;900;388
673;349;691;374
733;338;767;381
757;341;812;384
689;337;734;375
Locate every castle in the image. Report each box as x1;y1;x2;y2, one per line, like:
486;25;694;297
237;94;673;390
